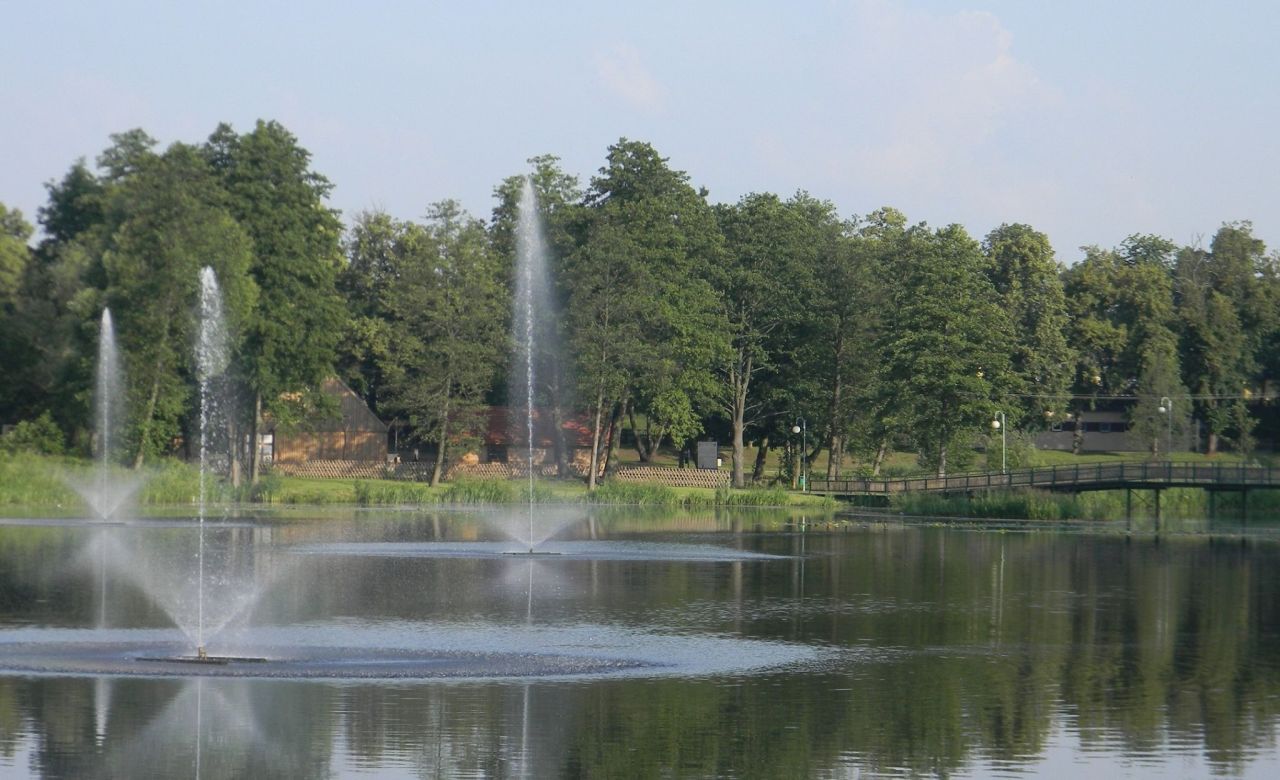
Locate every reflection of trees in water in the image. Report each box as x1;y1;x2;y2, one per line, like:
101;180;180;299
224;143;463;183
265;533;1280;775
545;531;1280;776
7;677;333;779
0;528;1278;776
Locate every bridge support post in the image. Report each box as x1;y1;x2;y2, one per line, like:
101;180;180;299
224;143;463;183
1242;489;1249;529
1125;489;1132;533
1154;489;1161;534
1208;490;1216;523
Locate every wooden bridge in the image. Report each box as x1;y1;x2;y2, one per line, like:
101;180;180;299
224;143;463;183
810;461;1280;523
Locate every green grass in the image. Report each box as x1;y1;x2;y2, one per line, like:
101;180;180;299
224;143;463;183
584;481;680;506
888;486;1280;523
1025;449;1254;468
891;489;1090;521
8;451;1269;519
0;453;80;506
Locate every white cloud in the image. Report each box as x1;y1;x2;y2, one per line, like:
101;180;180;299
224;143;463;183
835;1;1060;194
595;43;666;113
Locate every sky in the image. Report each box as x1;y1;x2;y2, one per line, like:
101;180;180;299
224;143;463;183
3;0;1278;262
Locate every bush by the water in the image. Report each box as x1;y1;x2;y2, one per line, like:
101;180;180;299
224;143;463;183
585;481;679;506
891;489;1088;521
352;477;558;506
0;452;78;505
354;479;438;505
0;413;66;456
889;486;1280;522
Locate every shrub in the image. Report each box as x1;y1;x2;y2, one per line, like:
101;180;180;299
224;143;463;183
441;478;515;504
0;412;66;456
355;480;436;505
585;481;679;506
0;452;77;505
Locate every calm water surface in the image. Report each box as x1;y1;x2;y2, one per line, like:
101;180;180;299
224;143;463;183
0;507;1278;778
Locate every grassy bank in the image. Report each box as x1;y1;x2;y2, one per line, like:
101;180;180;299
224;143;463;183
888;486;1280;523
0;453;835;510
10;452;1272;518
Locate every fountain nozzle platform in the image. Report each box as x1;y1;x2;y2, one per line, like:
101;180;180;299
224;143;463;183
137;652;268;666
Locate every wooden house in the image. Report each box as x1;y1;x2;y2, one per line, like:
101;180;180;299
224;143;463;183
261;378;388;464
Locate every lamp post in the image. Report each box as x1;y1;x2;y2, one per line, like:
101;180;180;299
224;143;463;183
1157;396;1172;458
792;418;807;491
991;411;1006;474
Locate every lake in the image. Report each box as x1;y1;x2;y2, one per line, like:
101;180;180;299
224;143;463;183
0;507;1277;778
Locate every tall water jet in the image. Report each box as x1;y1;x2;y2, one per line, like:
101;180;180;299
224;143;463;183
95;309;122;499
511;178;555;552
73;308;140;520
195;267;230;658
95;309;122;627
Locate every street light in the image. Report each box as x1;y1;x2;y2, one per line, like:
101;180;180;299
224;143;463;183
1157;396;1172;458
991;411;1006;474
792;418;807;491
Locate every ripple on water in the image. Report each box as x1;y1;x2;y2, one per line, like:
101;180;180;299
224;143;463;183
0;622;825;681
287;540;790;562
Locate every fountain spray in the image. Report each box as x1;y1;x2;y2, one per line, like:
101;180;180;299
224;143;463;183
514;178;543;553
195;267;229;659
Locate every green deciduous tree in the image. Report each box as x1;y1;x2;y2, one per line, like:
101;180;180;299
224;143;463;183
0;204;35;424
337;210;401;417
880;224;1014;476
568;140;727;488
983;224;1073;428
378;203;507;484
713;192;825;487
204;120;347;482
1175;223;1276;454
101;143;257;466
1066;235;1187;454
0;204;31;307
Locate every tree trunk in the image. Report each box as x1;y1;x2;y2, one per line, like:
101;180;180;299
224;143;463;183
227;408;241;489
828;435;844;480
826;345;844;481
603;398;627;476
587;387;605;490
250;391;263;484
872;438;888;476
731;400;746;489
430;422;447;486
937;442;947;478
430;392;451;486
807;440;823;476
551;398;569;478
1207;431;1218;457
133;374;162;469
629;406;651;462
751;436;769;483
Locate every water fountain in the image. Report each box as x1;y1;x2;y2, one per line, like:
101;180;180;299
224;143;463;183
70;308;141;521
193;266;228;660
0;244;805;689
119;266;273;666
508;177;557;554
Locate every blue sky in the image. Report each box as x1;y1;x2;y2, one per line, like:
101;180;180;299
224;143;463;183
4;0;1278;261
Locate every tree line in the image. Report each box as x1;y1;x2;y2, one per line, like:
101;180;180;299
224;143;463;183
2;122;1278;486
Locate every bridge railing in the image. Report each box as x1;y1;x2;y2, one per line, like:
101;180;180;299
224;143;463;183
809;461;1280;495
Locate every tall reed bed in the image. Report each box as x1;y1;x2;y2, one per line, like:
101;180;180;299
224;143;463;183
0;453;78;506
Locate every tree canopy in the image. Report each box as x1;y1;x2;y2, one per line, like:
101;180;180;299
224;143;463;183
3;124;1279;483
